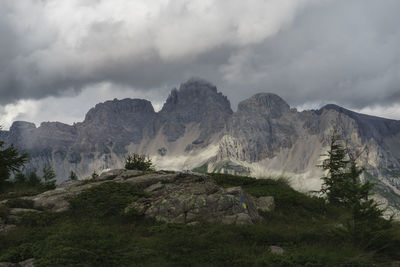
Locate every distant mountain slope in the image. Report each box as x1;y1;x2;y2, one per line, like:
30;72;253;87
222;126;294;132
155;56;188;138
1;78;400;215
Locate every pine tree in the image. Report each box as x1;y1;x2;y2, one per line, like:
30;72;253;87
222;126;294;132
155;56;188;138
27;169;41;186
43;164;56;183
14;171;27;184
320;132;390;246
69;171;78;181
0;140;28;187
320;133;350;205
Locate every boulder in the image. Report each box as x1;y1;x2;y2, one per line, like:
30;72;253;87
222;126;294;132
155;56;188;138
18;258;35;267
269;246;285;255
9;208;41;215
97;169;125;181
0;258;35;267
125;173;261;224
257;196;275;212
0;263;17;267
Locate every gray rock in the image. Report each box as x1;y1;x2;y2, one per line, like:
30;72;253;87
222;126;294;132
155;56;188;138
97;169;125;181
144;182;164;193
18;258;35;267
0;259;35;267
0;262;17;267
9;208;42;215
257;196;275;212
269;246;285;255
126;172;261;224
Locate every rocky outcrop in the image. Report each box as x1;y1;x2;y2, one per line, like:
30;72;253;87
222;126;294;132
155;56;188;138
0;170;267;226
0;258;35;267
126;175;261;224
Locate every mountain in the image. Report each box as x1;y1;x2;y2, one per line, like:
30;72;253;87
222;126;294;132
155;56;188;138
1;78;400;214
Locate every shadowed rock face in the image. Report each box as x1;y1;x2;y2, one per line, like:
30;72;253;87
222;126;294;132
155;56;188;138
222;93;296;162
159;78;233;142
80;98;157;144
237;93;290;118
1;78;400;215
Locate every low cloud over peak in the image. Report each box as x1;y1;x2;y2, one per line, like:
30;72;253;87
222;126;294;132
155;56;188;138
0;0;400;127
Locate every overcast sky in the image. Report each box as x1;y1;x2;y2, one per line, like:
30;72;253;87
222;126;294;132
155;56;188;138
1;0;400;129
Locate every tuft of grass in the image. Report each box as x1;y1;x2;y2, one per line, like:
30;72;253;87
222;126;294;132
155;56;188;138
192;163;208;174
68;181;147;218
0;185;49;201
5;198;34;209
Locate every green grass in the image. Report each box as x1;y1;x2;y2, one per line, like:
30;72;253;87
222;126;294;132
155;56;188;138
0;182;55;201
192;163;208;173
5;198;35;209
0;176;399;266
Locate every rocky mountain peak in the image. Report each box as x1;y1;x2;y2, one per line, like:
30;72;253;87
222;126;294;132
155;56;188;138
160;78;231;115
159;78;233;142
84;98;155;123
319;104;400;140
237;93;290;118
9;121;36;133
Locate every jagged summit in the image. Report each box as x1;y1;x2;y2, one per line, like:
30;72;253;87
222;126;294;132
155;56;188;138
237;93;290;118
84;98;155;122
160;78;230;114
10;121;36;132
160;78;233;142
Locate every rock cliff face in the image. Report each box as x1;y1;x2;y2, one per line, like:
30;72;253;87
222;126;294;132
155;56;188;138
1;78;400;214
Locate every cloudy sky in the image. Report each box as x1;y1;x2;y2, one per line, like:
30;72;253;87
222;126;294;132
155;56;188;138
1;0;400;129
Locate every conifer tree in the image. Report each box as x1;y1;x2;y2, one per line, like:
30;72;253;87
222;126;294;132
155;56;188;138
43;164;56;183
27;169;41;186
320;132;390;245
0;140;28;187
320;133;350;205
69;171;78;181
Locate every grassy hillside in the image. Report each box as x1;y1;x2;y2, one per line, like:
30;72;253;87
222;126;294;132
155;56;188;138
1;173;399;266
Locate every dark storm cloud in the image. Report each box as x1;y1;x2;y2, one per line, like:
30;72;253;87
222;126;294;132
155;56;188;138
0;0;399;117
0;0;307;105
217;0;400;110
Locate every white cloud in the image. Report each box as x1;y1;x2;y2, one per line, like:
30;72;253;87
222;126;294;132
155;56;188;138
0;100;39;129
356;104;400;120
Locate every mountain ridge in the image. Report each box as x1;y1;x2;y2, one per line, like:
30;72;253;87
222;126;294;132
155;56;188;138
1;78;400;216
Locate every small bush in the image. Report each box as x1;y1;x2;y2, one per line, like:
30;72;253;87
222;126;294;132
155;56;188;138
124;153;153;171
27;170;41;186
69;171;78;181
0;243;34;263
91;170;99;179
20;211;59;227
0;205;9;220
